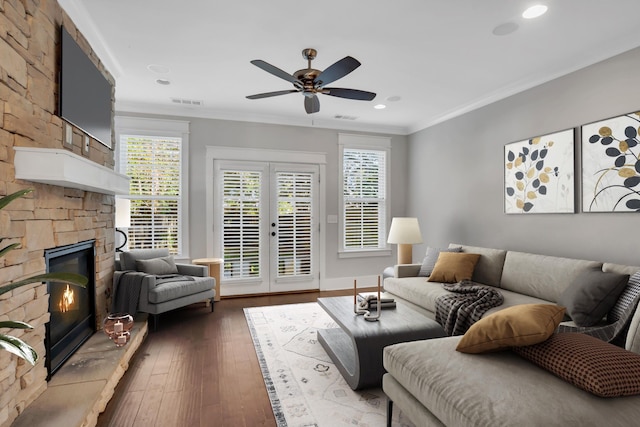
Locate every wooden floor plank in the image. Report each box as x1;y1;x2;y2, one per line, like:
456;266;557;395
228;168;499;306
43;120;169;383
97;289;355;427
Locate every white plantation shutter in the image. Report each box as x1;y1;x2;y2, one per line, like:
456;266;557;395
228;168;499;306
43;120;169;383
222;170;261;279
276;171;313;277
342;148;387;250
119;135;182;254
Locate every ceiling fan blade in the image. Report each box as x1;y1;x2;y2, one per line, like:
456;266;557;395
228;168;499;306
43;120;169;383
250;60;301;85
314;56;361;87
246;89;299;100
323;88;376;101
304;95;320;114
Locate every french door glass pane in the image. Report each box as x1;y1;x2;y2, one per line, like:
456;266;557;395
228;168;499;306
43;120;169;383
277;172;312;277
222;170;261;279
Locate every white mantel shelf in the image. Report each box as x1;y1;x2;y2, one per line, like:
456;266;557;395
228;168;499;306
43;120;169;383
14;147;130;195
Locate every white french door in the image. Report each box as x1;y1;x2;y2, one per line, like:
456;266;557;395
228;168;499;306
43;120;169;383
214;160;319;296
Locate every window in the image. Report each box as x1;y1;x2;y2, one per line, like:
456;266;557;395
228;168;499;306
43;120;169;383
339;134;390;256
115;117;189;256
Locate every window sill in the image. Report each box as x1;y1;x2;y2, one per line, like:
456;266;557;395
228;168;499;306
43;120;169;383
338;249;392;259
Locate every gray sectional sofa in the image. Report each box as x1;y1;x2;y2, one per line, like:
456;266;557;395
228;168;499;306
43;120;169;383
382;244;640;427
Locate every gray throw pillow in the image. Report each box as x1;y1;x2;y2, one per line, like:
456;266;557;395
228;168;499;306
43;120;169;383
558;269;630;327
136;256;178;275
418;246;462;277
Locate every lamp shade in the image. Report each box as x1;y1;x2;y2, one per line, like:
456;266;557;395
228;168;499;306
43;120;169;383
387;217;422;244
115;197;131;228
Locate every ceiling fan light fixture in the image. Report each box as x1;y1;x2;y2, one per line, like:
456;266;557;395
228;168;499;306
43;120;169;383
522;4;548;19
247;49;376;114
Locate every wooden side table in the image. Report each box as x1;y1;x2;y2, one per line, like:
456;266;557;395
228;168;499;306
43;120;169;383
192;258;223;301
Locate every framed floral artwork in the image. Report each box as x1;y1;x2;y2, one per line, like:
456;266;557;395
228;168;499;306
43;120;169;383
582;111;640;212
504;129;575;214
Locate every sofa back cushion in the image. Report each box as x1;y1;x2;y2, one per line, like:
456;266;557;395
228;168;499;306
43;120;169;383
500;251;602;302
450;244;507;287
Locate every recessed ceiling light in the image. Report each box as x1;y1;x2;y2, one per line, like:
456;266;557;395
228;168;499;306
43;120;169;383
374;104;386;109
386;96;402;102
493;22;519;36
522;4;548;19
148;64;171;74
156;79;171;85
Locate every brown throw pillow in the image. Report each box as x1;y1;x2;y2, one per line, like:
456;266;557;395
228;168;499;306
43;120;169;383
456;304;565;354
427;252;480;283
513;332;640;397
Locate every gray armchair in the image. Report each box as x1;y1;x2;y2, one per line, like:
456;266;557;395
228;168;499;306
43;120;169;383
113;249;216;330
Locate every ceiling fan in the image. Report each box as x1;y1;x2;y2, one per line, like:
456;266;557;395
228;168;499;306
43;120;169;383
246;48;376;114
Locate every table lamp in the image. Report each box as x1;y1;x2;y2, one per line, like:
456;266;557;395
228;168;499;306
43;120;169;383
387;217;422;264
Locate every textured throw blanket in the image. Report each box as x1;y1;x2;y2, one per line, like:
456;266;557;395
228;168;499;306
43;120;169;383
112;271;144;315
557;294;640;346
435;280;504;336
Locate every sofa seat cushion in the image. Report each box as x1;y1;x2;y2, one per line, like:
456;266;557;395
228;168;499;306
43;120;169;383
148;276;213;304
383;337;640;427
384;277;452;312
384;278;552;315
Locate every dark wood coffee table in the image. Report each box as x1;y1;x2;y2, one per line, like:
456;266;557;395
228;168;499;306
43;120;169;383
317;295;446;390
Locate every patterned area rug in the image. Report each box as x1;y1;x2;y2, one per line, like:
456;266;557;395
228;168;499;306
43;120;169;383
244;302;416;427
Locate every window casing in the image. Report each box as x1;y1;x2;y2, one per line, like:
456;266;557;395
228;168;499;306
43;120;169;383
115;117;189;257
339;134;391;257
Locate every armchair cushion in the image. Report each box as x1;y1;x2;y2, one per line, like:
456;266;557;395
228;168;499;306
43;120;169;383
136;256;179;275
120;249;170;271
148;276;214;304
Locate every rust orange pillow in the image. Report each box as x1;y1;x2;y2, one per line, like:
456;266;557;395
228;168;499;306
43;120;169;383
456;304;566;354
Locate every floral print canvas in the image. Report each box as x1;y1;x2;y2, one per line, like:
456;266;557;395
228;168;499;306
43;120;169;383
582;112;640;212
505;129;575;214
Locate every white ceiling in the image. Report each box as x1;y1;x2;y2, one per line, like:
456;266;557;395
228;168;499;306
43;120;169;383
59;0;640;135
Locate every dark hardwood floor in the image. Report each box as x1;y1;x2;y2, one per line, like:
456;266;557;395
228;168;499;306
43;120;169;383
96;289;356;427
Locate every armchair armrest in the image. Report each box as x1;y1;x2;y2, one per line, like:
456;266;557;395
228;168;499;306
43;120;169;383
395;264;421;278
176;263;208;277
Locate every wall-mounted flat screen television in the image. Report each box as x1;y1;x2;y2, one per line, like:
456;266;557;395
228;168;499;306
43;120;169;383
59;26;113;149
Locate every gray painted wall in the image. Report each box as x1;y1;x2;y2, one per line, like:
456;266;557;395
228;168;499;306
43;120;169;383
111;115;409;281
407;47;640;266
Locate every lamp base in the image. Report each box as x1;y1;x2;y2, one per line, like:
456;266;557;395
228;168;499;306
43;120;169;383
115;228;128;252
397;244;413;265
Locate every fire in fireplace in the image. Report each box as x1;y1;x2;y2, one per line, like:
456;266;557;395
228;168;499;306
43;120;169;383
44;240;96;379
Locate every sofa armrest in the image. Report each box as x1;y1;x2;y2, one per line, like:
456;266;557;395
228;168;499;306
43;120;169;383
395;264;421;278
176;263;208;277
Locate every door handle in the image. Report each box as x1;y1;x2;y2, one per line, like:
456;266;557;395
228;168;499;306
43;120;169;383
271;232;276;236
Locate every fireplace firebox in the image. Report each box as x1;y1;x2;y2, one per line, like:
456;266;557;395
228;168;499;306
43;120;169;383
44;240;96;379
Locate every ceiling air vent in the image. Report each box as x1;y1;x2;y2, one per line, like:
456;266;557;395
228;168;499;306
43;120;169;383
334;114;358;120
171;98;203;106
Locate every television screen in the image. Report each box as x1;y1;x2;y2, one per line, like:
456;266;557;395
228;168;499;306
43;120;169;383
59;26;113;148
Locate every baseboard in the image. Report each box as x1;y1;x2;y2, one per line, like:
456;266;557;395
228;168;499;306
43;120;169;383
321;274;383;291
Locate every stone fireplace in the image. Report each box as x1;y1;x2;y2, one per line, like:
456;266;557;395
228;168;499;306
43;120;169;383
0;1;129;425
45;240;96;379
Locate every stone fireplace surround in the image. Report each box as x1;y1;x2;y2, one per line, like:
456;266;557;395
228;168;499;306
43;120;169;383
0;1;134;425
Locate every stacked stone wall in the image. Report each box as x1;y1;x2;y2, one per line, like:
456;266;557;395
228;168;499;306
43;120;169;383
0;1;116;425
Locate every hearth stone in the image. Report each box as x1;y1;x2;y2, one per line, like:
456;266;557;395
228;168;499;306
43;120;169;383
11;316;148;427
